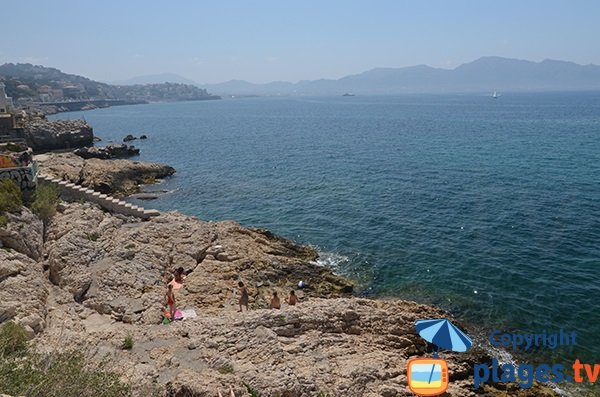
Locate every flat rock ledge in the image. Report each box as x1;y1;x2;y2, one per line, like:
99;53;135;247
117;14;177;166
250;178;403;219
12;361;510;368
35;152;175;197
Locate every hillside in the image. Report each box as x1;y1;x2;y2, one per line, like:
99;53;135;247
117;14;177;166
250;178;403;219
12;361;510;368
0;63;219;103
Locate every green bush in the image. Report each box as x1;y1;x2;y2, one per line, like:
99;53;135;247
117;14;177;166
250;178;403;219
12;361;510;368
121;334;134;350
0;321;28;358
0;351;130;397
244;383;263;397
0;322;131;397
2;143;25;152
0;178;22;214
31;183;60;222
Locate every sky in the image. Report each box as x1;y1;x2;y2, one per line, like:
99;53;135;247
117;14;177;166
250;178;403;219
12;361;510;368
1;1;599;84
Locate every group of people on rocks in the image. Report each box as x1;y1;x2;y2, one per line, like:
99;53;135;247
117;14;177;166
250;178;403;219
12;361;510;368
163;267;300;319
237;281;298;311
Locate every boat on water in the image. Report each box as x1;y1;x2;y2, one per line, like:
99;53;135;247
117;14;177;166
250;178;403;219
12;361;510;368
492;91;499;99
342;93;355;97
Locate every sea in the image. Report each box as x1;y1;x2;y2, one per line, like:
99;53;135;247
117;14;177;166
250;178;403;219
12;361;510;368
52;92;600;363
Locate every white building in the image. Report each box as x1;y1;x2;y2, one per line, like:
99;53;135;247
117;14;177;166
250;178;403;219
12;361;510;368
0;83;14;114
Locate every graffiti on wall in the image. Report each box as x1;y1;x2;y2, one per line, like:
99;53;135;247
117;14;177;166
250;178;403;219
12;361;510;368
0;166;36;190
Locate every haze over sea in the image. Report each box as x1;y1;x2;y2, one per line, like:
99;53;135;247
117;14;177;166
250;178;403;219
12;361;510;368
53;92;600;361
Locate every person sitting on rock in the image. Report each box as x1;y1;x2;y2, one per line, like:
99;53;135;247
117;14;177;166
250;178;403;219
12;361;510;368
218;386;236;397
238;281;249;312
165;284;176;319
286;290;298;306
270;291;281;310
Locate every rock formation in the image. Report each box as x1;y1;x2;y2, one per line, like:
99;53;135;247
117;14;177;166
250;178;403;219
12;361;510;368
74;144;140;159
22;119;94;152
0;249;48;336
34;152;175;197
0;199;559;396
43;203;351;321
0;207;43;260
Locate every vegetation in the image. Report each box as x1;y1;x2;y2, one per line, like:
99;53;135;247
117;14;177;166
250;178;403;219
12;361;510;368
0;321;28;357
31;182;59;223
1;142;26;152
0;322;131;397
217;365;234;374
0;178;22;214
244;383;263;397
121;334;134;350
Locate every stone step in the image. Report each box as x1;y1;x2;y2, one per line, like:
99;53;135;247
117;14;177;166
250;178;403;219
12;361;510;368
39;177;161;220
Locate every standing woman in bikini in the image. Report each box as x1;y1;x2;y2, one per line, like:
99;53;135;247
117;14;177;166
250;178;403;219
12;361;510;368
165;284;176;319
238;281;249;312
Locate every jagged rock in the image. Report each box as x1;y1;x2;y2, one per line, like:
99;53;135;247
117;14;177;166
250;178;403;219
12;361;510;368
105;143;139;157
73;146;111;159
0;250;47;333
123;134;136;142
35;152;175;197
0;207;43;260
23;119;94;151
74;144;140;159
43;203;350;322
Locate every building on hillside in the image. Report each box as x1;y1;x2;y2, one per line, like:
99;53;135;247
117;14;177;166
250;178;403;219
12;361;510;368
51;89;64;101
0;82;14;114
37;85;52;95
63;85;83;99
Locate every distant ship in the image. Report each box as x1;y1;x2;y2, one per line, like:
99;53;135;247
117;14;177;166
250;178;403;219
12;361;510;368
492;91;499;99
342;93;355;97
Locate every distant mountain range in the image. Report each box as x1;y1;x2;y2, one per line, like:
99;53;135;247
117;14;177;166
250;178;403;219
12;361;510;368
199;57;600;96
3;57;599;101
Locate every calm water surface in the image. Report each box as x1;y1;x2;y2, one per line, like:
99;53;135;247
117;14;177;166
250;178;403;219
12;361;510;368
53;93;600;361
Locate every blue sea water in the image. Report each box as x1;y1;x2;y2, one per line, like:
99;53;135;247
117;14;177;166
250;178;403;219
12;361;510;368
52;93;600;361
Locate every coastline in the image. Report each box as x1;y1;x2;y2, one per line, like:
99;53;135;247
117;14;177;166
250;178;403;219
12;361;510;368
0;146;565;395
33;96;221;116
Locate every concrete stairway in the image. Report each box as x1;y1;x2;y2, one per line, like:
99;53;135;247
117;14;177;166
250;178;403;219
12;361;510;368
37;174;160;220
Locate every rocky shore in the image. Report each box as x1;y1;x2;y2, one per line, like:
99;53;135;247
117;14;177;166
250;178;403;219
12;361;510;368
35;152;175;197
0;156;561;396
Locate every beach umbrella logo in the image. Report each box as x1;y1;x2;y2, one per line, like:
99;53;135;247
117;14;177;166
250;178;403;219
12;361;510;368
407;318;472;396
415;318;472;353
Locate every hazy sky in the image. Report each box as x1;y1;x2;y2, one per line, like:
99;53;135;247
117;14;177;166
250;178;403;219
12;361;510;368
1;1;599;84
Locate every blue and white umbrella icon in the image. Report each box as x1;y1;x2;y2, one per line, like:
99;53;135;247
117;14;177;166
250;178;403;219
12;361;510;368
415;318;473;353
